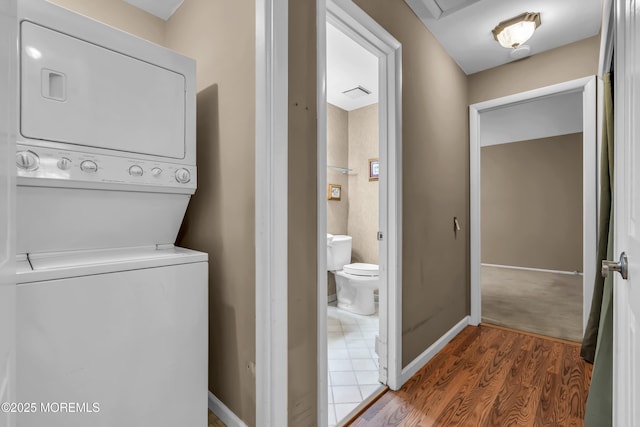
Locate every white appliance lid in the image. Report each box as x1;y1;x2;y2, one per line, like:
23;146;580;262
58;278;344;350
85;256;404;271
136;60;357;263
343;263;379;276
17;246;207;284
26;246;203;271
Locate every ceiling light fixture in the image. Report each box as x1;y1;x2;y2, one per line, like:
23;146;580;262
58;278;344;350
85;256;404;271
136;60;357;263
492;12;541;49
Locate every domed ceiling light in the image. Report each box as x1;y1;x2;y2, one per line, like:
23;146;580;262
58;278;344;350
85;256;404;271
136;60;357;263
492;12;541;49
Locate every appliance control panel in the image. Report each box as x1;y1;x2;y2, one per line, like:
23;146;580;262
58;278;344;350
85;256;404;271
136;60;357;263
16;144;197;191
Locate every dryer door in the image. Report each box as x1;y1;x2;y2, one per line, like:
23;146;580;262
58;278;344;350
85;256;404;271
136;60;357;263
20;22;186;159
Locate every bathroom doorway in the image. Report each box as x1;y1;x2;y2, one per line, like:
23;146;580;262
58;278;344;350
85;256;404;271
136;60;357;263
317;1;402;426
326;19;381;425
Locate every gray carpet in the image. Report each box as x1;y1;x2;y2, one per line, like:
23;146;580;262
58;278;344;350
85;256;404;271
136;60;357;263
481;266;583;342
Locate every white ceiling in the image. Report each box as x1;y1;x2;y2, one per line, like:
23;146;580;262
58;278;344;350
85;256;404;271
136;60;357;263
123;0;184;20
327;23;379;111
481;92;583;147
405;0;602;74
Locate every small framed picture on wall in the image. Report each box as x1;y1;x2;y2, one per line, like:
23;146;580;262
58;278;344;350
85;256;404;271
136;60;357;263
327;184;342;201
369;158;379;181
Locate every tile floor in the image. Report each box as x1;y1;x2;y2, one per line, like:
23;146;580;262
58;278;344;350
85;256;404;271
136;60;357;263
327;304;382;427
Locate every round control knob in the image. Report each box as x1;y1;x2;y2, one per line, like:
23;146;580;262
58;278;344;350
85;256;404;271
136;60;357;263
16;150;39;171
57;157;72;170
80;160;98;173
129;165;144;177
175;168;191;184
151;167;163;177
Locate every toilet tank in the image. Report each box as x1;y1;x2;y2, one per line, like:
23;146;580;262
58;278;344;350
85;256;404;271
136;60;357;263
327;235;352;271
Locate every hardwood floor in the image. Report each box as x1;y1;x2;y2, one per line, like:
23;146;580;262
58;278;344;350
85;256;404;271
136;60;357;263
348;324;592;427
208;410;226;427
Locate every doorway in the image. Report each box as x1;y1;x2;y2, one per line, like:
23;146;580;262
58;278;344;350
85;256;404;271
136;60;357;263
469;77;597;340
325;19;381;425
317;0;402;426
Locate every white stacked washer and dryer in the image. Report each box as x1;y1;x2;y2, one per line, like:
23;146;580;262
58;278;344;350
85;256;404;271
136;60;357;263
14;1;207;426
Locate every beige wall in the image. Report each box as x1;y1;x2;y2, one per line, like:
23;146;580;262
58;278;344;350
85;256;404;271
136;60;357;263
348;103;379;264
326;102;379;264
481;134;583;272
48;0;165;45
468;35;600;104
327;103;349;236
353;0;470;367
288;0;317;424
327;103;348;298
164;1;257;426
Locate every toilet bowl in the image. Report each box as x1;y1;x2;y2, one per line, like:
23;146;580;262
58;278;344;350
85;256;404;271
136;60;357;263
335;263;379;315
327;234;379;316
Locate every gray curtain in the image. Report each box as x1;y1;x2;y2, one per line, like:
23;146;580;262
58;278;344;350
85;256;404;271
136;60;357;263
583;72;614;426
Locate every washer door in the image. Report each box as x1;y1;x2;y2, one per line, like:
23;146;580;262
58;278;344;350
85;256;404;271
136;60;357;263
17;261;208;427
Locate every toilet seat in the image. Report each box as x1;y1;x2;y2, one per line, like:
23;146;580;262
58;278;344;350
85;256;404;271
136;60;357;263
343;263;379;277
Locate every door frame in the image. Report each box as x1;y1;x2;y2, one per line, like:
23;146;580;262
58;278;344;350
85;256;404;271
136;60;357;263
255;0;289;425
0;1;17;425
317;1;402;424
469;76;598;331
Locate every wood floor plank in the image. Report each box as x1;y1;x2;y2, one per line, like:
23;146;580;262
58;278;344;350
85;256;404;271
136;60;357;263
562;344;589;420
535;370;559;426
348;325;592;427
529;341;564;425
434;333;524;426
382;328;502;426
450;336;531;426
411;329;508;424
488;382;540;427
518;337;553;386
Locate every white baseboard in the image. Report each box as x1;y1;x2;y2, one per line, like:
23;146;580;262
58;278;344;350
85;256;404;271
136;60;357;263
208;391;247;427
399;316;469;386
481;263;583;276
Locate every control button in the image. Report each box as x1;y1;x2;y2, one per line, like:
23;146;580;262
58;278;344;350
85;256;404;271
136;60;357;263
80;160;98;173
129;165;144;177
175;168;191;184
151;167;163;177
57;157;72;170
16;150;39;171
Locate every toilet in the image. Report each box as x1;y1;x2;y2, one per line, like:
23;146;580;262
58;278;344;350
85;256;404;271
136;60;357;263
327;234;379;315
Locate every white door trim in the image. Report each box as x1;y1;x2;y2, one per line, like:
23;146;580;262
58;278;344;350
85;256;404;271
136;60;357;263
598;0;614;78
469;76;597;332
255;0;289;425
317;2;402;424
0;2;17;424
316;1;328;426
